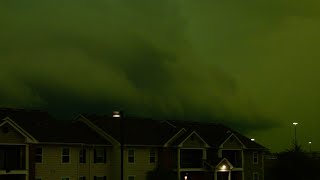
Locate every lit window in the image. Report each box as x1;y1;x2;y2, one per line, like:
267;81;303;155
149;149;156;163
35;147;42;163
94;148;106;163
79;148;86;163
128;149;135;163
128;176;135;180
253;152;258;164
62;148;70;163
253;172;259;180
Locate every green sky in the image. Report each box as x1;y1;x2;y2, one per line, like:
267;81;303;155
1;0;320;152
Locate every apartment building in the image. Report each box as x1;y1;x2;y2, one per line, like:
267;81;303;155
0;108;112;180
0;108;267;180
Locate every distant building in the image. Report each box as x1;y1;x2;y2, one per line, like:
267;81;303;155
0;108;267;180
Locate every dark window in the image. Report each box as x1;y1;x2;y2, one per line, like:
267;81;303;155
149;149;156;163
253;152;258;164
94;148;106;163
79;176;86;180
35;147;42;163
62;148;70;163
128;176;135;180
79;149;86;163
128;149;134;163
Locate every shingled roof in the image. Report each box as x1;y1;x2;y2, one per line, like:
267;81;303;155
167;120;266;150
83;114;180;146
0;108;110;145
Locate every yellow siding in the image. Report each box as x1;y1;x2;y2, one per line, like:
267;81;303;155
35;145;111;180
222;135;243;149
0;123;26;144
124;147;158;180
182;134;206;148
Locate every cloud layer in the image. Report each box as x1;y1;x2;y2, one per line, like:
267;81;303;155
1;0;320;151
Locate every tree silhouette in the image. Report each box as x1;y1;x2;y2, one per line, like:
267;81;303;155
271;142;320;180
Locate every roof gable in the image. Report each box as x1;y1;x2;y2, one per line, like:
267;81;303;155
219;133;246;149
177;131;210;148
1;117;38;143
216;158;234;171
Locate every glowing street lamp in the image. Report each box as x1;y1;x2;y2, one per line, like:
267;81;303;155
309;141;312;152
113;111;123;180
251;139;255;141
292;122;298;146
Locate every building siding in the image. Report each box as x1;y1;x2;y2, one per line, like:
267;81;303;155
0;124;26;144
123;147;158;180
35;145;111;180
243;150;264;180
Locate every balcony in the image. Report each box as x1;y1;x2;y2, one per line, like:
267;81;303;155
0;145;26;171
180;149;204;168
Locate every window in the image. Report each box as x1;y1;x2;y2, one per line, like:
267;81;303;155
94;148;106;163
128;176;135;180
94;176;106;180
128;149;134;163
79;176;86;180
62;148;70;163
149;149;156;163
61;178;70;180
35;178;42;180
253;152;258;164
35;147;42;163
79;148;86;163
253;172;259;180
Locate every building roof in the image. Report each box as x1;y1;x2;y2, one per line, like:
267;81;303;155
83;114;180;146
167;120;266;150
0;108;111;145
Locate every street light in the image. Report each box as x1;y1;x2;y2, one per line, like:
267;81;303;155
113;111;123;180
292;122;298;146
309;141;312;152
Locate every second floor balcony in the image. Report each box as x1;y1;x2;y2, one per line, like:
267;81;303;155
180;149;204;168
0;145;26;171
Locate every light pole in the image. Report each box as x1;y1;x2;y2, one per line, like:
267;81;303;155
292;122;298;147
308;141;312;152
113;111;123;180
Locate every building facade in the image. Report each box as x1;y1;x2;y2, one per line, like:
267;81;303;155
0;108;267;180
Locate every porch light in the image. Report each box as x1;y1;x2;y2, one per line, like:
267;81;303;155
221;165;227;170
184;175;188;180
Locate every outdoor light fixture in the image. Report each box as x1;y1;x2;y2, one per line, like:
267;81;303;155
184;175;188;180
112;111;121;118
221;165;227;170
251;139;255;141
293;122;298;126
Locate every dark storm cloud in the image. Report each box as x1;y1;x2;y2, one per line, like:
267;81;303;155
1;0;320;151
